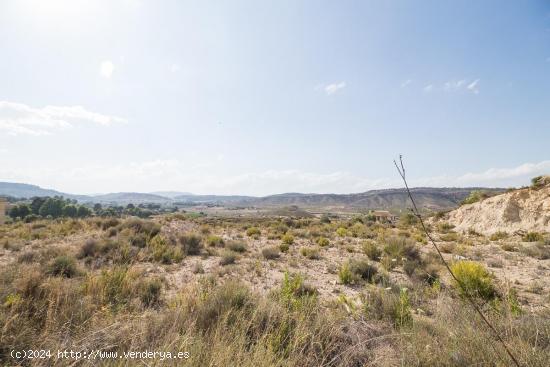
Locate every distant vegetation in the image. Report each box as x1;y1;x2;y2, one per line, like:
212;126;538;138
7;196;177;222
460;190;491;205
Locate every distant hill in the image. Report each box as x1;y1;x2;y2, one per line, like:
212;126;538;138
252;187;505;210
0;181;504;211
150;191;194;199
0;182;90;201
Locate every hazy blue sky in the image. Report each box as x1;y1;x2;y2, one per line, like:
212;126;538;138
1;0;549;195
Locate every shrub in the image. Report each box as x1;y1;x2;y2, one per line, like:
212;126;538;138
219;251;237;266
207;235;224;247
439;242;456;254
450;261;496;301
440;232;458;242
226;241;247;253
300;247;320;260
336;227;347;237
461;190;489;205
246;227;261;237
86;266;136;307
437;222;455;233
120;219;160;238
79;239;100;258
150;235;183;264
101;218;120;230
129;233;147;248
179;234;203;255
338;262;353;285
280;272;317;309
520;243;550;260
531;175;549;189
339;258;377;285
349;258;378;282
489;231;508;241
48;256;79;278
281;233;294;245
501;243;518;252
362;241;381;261
279;243;290;253
522;232;543;242
262;246;280;260
317;237;330;247
364;288;412;328
139;278;162;307
383;236;419;264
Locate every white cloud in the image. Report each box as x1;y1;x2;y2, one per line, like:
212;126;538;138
320;81;346;95
467;79;480;94
99;60;115;78
444;79;466;91
423;84;434;93
400;79;412;88
0;101;127;136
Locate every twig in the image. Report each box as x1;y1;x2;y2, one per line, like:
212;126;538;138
393;155;521;367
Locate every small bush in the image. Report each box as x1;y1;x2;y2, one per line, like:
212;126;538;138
207;235;225;247
262;246;280;260
336;227;347;237
317;237;330;247
501;243;518;252
440;232;458;242
226;241;247;253
489;231;508;241
279;243;289;253
437;222;455;233
520;243;550;260
150;235;183;264
48;256;79;278
120;219;160;238
139;278;162;307
450;261;496;301
461;190;490;205
179;234;203;255
338;262;353;285
219;251;237;266
362;241;382;261
531;175;549;189
522;232;543;242
364;288;412;328
300;247;320;260
349;258;378;282
101;218;120;230
246;227;261;237
281;233;294;245
129;233;147;248
79;239;100;258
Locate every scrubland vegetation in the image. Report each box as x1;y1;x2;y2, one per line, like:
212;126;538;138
0;209;549;366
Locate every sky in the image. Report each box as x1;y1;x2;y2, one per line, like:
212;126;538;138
1;0;549;196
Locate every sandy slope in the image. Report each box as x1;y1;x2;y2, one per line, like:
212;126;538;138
446;184;550;235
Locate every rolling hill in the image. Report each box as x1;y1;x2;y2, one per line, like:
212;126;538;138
0;181;504;211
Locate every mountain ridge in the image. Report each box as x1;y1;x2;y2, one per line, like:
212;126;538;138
0;181;504;210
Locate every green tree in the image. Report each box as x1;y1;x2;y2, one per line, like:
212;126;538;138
39;198;64;218
77;205;92;218
30;197;47;215
62;204;78;218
